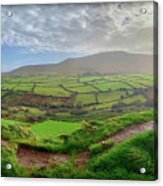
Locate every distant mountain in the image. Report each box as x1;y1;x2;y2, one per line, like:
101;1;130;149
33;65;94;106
5;51;153;76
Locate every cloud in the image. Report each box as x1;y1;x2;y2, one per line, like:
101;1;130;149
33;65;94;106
1;2;154;54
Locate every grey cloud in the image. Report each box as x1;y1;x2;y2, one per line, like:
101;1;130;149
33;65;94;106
1;2;153;54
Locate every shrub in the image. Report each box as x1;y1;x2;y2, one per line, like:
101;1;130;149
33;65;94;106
89;143;103;155
2;124;37;140
102;140;114;150
1;147;27;177
89;140;114;155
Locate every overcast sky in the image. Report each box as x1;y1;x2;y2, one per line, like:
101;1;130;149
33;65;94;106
1;2;154;72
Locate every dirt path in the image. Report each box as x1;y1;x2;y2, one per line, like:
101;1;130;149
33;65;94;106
102;120;154;144
17;146;90;169
18;146;70;169
16;120;155;169
1;139;9;147
1;139;14;148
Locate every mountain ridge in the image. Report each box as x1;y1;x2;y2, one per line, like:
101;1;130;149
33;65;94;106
4;51;153;75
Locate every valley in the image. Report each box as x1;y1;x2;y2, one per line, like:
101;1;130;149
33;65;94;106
1;72;157;180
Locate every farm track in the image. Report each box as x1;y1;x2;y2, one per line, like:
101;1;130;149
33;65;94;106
17;146;71;169
17;146;90;169
16;120;155;169
102;120;155;144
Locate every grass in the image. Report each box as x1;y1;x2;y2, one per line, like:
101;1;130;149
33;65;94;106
80;76;102;82
35;86;70;96
1;74;156;179
63;82;83;88
14;84;33;91
30;120;82;138
130;79;152;87
86;100;118;110
86;93;146;110
2;106;46;123
47;109;154;153
1;109;156;179
98;90;132;103
2;83;16;90
122;95;146;104
94;82;131;91
68;85;97;93
28;130;157;180
1;147;27;177
87;130;157;180
1;119;27;126
2;123;36;140
76;94;96;105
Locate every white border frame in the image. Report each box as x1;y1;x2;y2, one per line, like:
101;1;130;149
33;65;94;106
0;0;162;186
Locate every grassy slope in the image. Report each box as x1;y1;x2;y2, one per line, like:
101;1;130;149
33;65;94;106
30;130;157;181
1;119;27;126
86;130;157;180
1;110;156;180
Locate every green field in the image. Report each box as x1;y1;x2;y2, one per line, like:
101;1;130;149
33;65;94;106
14;84;33;92
30;120;81;138
93;81;131;91
1;73;157;180
35;86;71;96
68;85;97;93
122;95;147;104
98;90;133;103
76;93;96;105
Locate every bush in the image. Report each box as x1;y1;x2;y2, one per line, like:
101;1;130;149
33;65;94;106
89;140;114;155
102;140;114;150
89;143;103;155
2;124;37;140
1;147;27;177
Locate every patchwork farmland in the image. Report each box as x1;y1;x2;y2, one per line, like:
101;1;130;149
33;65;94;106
1;73;157;180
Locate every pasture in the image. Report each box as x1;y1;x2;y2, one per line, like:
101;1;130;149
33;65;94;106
1;73;156;180
30;120;82;138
